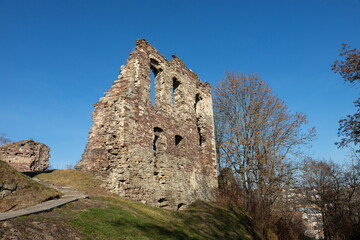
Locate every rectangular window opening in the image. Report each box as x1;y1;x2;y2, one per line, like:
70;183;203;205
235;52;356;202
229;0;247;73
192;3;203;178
172;77;181;105
153;127;164;153
194;93;202;112
150;66;159;106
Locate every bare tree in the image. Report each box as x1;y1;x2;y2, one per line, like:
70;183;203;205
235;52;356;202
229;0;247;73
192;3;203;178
214;72;315;207
301;158;360;240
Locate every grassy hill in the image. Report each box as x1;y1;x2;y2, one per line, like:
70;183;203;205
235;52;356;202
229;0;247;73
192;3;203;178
0;160;61;212
0;169;263;240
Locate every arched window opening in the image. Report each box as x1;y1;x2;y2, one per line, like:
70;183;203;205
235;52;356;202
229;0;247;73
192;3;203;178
194;93;202;112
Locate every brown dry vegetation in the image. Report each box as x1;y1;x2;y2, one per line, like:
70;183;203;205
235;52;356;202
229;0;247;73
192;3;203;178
36;169;116;197
0;161;61;212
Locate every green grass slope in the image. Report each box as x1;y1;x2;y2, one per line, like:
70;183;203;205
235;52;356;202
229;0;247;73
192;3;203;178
68;197;261;240
0;160;61;212
1;169;262;240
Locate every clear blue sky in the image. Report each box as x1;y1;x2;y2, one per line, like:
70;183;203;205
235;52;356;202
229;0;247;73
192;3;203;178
1;0;359;169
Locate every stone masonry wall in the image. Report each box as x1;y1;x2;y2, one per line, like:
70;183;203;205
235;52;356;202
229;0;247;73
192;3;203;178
0;140;50;172
76;39;218;210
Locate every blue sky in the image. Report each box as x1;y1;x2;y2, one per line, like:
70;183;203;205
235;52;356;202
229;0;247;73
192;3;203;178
1;0;359;169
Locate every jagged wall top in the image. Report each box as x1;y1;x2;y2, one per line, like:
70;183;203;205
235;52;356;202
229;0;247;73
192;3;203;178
77;39;218;210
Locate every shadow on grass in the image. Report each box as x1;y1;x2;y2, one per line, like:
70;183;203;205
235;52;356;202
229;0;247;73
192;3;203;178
180;201;261;240
109;218;197;240
23;170;55;178
70;205;197;240
70;201;261;240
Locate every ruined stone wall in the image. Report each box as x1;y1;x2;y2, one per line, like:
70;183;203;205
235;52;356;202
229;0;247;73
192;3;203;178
0;140;50;172
76;39;218;210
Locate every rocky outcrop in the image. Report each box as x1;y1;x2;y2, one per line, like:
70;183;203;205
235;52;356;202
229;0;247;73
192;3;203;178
0;140;50;172
76;39;218;210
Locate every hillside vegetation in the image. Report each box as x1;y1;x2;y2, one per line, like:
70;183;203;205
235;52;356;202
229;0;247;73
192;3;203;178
0;160;61;212
0;169;263;240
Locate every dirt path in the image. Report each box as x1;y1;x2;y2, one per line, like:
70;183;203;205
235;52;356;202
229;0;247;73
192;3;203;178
0;178;88;221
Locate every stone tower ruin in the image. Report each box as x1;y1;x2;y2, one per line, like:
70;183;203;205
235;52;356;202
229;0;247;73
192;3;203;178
76;39;218;210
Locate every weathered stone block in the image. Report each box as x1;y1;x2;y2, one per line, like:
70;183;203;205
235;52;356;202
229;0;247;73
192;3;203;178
3;183;17;191
0;140;50;172
77;39;218;210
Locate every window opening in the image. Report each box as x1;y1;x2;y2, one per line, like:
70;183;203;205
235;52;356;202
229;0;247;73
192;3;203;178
194;94;205;146
172;77;181;105
194;93;202;112
150;66;159;106
158;198;167;203
153;127;163;152
175;135;183;145
177;203;185;210
153;135;159;151
151;58;160;66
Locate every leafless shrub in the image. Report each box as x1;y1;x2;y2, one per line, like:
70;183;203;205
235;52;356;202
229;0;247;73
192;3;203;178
0;134;11;146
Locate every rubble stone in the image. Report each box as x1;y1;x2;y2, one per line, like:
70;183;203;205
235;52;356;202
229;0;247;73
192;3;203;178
76;39;218;210
0;190;11;198
0;182;20;199
3;183;17;191
0;140;50;172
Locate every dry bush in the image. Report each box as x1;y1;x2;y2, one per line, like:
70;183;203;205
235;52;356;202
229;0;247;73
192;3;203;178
217;168;307;240
0;134;11;146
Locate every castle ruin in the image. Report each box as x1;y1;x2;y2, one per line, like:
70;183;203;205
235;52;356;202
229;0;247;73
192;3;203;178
76;39;218;210
0;140;50;172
